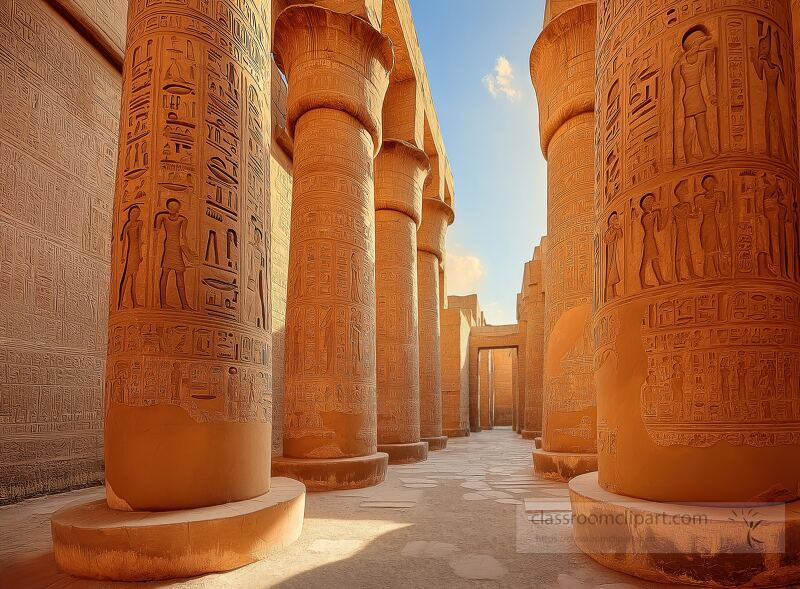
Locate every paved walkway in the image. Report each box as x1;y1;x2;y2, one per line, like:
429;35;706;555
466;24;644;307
0;428;677;588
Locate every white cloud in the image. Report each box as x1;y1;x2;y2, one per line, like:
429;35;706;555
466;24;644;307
445;251;485;295
482;56;522;101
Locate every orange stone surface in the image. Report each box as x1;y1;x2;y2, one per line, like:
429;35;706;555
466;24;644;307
417;196;454;450
273;5;392;489
594;0;800;504
519;245;546;440
374;139;430;464
492;350;514;426
104;0;274;512
530;2;597;481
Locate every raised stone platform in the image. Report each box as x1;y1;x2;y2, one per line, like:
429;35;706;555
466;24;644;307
421;436;448;451
521;430;540;441
569;472;800;587
378;441;429;464
532;448;596;481
533;436;542;449
272;452;388;491
50;478;305;581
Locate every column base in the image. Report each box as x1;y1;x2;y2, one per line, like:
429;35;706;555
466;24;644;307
51;478;305;581
570;472;800;588
377;441;428;464
521;430;541;440
421;435;448;451
532;448;597;482
534;436;543;449
272;452;388;491
443;427;470;438
470;426;482;433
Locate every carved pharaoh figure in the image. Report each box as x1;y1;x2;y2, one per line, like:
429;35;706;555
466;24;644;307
672;26;718;163
751;24;789;160
119;205;144;309
604;212;623;300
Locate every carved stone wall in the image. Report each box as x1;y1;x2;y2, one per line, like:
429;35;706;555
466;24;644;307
595;0;800;501
521;251;546;438
441;307;470;436
0;0;120;505
492;349;514;426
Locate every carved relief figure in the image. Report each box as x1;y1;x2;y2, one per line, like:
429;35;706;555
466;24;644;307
155;198;194;309
604;211;623;300
694;174;726;277
247;220;267;328
119;206;144;309
672;180;700;281
639;193;669;288
672;26;718;163
350;251;363;303
750;24;788;160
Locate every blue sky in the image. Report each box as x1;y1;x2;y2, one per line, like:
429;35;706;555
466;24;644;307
409;0;549;325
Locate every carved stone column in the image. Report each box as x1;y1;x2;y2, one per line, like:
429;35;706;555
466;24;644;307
270;6;393;491
417;197;454;450
522;250;546;440
374;139;430;464
50;0;305;580
573;0;800;584
530;2;598;481
479;349;493;429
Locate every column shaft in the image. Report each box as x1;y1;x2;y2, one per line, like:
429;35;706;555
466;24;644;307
271;5;393;490
417;248;446;446
374;139;429;464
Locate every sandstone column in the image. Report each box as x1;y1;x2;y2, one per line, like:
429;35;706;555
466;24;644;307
50;0;305;580
522;247;546;440
530;2;598;481
479;350;493;429
374;139;430;464
572;0;800;584
270;6;393;490
417;196;454;450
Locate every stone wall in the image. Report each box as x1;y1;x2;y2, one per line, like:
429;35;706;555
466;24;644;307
0;0;120;504
492;350;514;426
441;307;470;435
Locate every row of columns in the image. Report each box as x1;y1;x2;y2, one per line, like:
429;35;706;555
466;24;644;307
272;5;452;490
52;2;454;581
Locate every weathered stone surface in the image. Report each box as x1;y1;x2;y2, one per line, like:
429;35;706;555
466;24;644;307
0;0;119;505
492;350;514;426
441;306;471;437
530;2;597;481
519;244;546;439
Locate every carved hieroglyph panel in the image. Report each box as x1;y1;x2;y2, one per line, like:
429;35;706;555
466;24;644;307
282;109;378;459
595;0;800;448
106;0;272;424
542;113;596;452
0;0;119;504
376;210;420;444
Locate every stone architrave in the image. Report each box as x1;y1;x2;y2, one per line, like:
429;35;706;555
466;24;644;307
573;0;800;584
374;139;431;464
270;6;393;490
530;2;598;481
417;196;454;450
50;0;305;580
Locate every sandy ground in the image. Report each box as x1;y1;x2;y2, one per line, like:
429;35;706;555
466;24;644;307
0;428;680;588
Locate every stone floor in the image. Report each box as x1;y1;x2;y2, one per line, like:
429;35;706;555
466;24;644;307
0;428;681;588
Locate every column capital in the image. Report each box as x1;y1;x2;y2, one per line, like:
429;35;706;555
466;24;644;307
530;2;596;158
274;5;394;154
417;197;454;262
375;139;430;226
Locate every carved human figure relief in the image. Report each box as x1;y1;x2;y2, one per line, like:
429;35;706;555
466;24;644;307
604;211;623;300
694;174;727;278
639;193;669;288
154;198;195;310
672;26;718;164
119;205;144;309
750;23;789;160
671;180;700;281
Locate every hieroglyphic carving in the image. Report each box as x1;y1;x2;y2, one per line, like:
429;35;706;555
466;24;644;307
521;254;546;436
106;0;272;427
595;0;800;452
0;0;119;504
